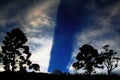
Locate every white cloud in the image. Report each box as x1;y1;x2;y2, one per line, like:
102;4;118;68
20;0;60;72
30;37;53;72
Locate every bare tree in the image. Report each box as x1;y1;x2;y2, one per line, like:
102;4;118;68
101;45;120;75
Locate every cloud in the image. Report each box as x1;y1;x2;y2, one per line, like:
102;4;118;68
0;0;60;72
20;0;59;72
74;0;120;52
30;37;53;72
68;1;120;73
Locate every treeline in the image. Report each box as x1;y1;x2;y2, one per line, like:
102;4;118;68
72;44;120;75
0;28;120;77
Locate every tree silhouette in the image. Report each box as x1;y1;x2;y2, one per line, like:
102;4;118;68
29;64;40;72
1;28;32;72
72;44;104;75
101;45;120;75
0;51;3;63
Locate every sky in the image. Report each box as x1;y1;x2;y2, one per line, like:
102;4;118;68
0;0;120;73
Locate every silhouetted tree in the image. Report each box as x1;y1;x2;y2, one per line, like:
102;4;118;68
1;28;32;72
0;51;3;63
72;44;104;75
29;64;40;72
101;45;120;75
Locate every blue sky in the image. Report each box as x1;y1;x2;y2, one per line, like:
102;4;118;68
0;0;120;73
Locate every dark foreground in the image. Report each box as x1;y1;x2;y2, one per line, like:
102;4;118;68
0;72;120;80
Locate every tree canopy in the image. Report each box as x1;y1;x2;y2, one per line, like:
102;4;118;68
72;44;104;75
1;28;32;72
72;44;120;75
101;45;120;75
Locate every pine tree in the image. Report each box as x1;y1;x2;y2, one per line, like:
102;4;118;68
1;28;32;72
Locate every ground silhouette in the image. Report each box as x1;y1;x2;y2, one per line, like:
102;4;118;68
0;72;119;80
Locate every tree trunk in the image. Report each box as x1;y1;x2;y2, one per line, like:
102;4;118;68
88;71;91;75
12;52;15;71
108;70;111;75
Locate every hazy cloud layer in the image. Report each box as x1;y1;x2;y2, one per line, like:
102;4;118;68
69;0;120;73
0;0;60;72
